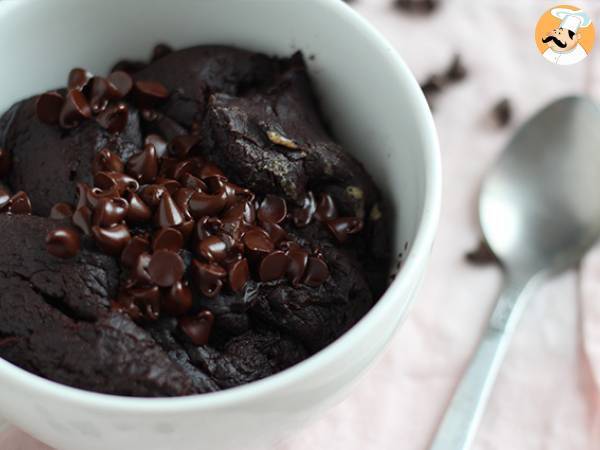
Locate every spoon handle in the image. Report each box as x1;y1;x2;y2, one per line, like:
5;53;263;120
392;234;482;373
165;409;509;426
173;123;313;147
428;273;538;450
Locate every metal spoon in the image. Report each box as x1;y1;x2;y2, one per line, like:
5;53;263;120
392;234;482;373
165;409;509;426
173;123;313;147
429;96;600;450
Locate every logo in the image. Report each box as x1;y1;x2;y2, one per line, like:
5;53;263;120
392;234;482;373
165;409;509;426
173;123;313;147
535;5;595;66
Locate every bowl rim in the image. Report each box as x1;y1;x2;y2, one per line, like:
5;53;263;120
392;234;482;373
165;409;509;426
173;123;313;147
0;0;441;413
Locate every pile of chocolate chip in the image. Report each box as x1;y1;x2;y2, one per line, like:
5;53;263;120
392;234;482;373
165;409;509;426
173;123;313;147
35;67;364;344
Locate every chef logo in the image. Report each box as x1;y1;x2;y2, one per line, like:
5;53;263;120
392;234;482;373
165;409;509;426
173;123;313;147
535;5;595;66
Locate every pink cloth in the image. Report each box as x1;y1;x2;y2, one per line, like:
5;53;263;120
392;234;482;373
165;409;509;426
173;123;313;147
4;1;600;448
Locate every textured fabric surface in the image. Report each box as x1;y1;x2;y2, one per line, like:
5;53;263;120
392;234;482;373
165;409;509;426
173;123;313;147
3;1;600;449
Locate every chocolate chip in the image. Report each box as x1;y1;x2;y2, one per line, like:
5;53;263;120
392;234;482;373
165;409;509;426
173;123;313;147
196;163;225;180
221;201;254;225
162;281;193;316
178;310;214;346
172;187;195;220
180;173;207;191
7;191;31;215
154;177;181;194
188;191;227;218
326;217;364;243
155;192;185;228
110;59;147;75
106;71;133;99
131;252;153;286
170;134;200;159
121;235;150;269
177;220;195;243
92;148;124;174
49;202;74;220
195;216;223;241
126;144;159;184
303;256;329;287
141;109;159;122
133;80;169;108
94;171;139;194
151;43;173;62
86;186;119;209
394;0;439;14
145;134;169;158
72;206;93;235
191;260;226;298
127;286;161;320
140;184;167;209
261;221;288;245
67;68;92;91
314;193;337;221
287;248;309;286
92;224;131;256
93;197;129;227
0;148;11;178
148;249;185;287
491;98;512;127
293;192;316;227
0;188;11;210
259;250;290;282
197;235;228;263
153;227;183;252
243;229;274;255
257;195;287;224
228;258;249;293
447;54;467;81
45;227;81;259
59;89;92;129
36;92;64;125
89;77;111;114
124;191;152;224
96;103;129;134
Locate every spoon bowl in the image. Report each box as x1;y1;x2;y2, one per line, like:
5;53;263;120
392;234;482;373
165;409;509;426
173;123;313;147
480;96;600;274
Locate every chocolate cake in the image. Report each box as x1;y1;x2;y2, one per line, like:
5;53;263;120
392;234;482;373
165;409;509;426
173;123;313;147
0;44;391;397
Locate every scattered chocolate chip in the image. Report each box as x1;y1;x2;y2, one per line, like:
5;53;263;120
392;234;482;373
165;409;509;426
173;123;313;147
91;224;131;256
287;248;309;286
257;195;287;224
92;197;129;227
446;54;467;81
0;188;11;210
89;77;111;113
145;134;169;158
314;193;337;221
491;98;512;127
133;80;169;108
126;144;159;183
49;202;74;220
45;227;81;259
36;92;64;125
465;239;498;265
191;260;226;298
326;217;364;243
228;258;249;293
106;71;133;99
179;310;214;346
197;235;228;263
148;249;185;287
92;148;125;174
153;227;184;253
72;206;93;235
303;256;330;287
243;229;274;256
121;235;150;269
293;192;316;227
7;191;32;215
96;103;129;133
59;89;92;129
162;281;193;316
394;0;439;14
259;250;290;282
67;68;93;91
155;192;185;228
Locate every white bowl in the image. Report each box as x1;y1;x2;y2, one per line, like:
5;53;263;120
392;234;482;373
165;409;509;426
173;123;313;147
0;0;441;449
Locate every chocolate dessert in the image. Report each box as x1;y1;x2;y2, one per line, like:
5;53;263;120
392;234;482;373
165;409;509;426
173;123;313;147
0;45;390;397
